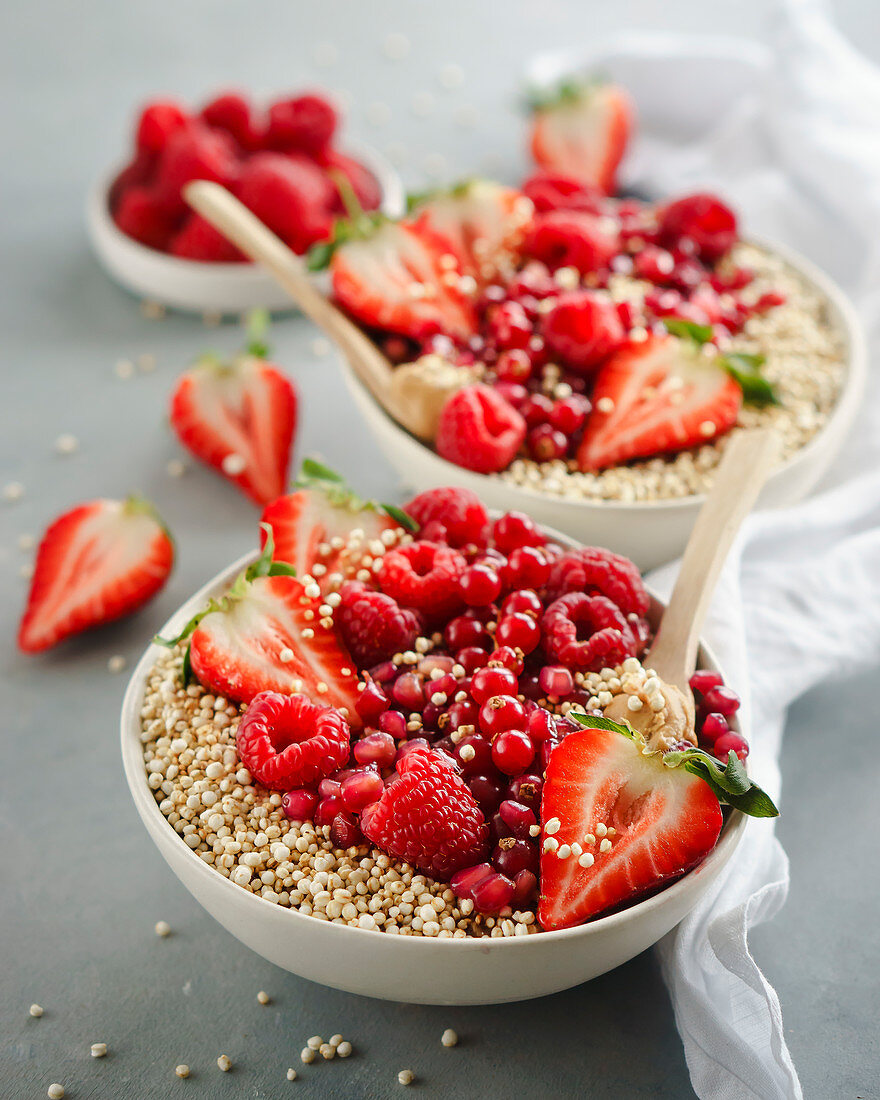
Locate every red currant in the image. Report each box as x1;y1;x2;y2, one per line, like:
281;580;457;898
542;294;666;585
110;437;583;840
501;589;543;618
528;423;568;461
521;392;554;427
504;546;550;590
460;564;502;607
495;348;533;383
455;733;494;775
479;695;527;737
549;394;590;435
456;645;491;673
470;665;518;705
495;612;541;654
491;729;535;775
492;511;546;552
489;301;533;351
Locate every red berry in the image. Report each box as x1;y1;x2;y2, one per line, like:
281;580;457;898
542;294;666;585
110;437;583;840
450;862;494;899
315;794;344;826
493;837;539;877
135;99;189;155
445;614;489;651
512;868;538;906
713;732;749;761
470;666;517;705
404;486;488;548
633;244;676;283
700;713;730;743
236;692;350;790
542;290;625;374
455;733;494;775
495;348;533;383
659;193;738;263
318;777;342;800
281;788;319;822
753;291;786;313
489;646;524;675
266;92;338;155
436;385;526;475
356;679;389;722
460;564;502;607
689;669;724;695
522;392;554;427
330;811;364;848
360;748;489;879
340;769;385;812
169;214;247;262
549;394;590;435
495;613;541;654
524;210;618;274
498;799;537;838
337;580;421;667
541;593;640;672
488;301;533;351
353;731;397;767
457;646;491;674
501;589;543;618
492;512;546;553
378;709;407;739
703;686;741;716
113;186;177;251
200;90;263;150
235;151;334;254
507;772;543;808
521;171;605;215
492;729;535;775
538;665;574;698
392;671;425;711
479;695;527;738
504;546;550;591
527;708;558;743
528;424;568;461
470;870;515;913
493;380;529;409
377;541;466;621
156;122;239;216
546;546;649;617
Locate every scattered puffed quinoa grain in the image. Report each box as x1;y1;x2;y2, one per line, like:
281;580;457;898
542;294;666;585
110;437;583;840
336;1041;352;1058
286;1067;298;1080
329;1034;343;1047
47;1086;64;1099
175;1065;190;1078
18;533;35;551
217;1054;232;1072
257;990;270;1005
91;1042;107;1058
114;357;135;379
54;433;79;455
306;1035;322;1050
19;562;34;579
29;1004;43;1018
320;1043;335;1060
108;654;127;674
300;1048;315;1065
398;1069;415;1085
137;353;156;372
166;459;186;478
222;453;246;476
155;920;171;937
3;482;24;502
441;1028;458;1047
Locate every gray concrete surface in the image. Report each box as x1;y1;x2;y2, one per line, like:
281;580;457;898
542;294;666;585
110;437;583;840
2;2;878;1097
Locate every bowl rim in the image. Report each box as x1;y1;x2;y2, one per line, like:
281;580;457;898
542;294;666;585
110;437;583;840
121;531;748;953
88;138;406;276
340;234;867;514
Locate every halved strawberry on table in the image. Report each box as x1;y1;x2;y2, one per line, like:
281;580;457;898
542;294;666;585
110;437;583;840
576;333;742;470
169;313;297;506
18;497;174;653
528;81;635;195
157;529;360;719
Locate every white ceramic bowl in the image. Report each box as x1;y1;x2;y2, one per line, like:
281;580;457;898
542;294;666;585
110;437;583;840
87;142;405;314
341;238;866;571
121;533;746;1005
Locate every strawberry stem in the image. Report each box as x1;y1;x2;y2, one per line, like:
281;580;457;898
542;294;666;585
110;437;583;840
245;308;271;359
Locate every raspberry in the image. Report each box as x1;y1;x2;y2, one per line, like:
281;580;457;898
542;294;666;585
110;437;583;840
521;172;605;215
523;210;619;274
336;581;421;667
436;385;526;475
267;93;338;155
236;692;350;789
200;90;264;151
135;99;189;155
155;122;239;215
169;214;247;262
545;546;649;616
541;291;625;373
404;486;488;548
235;152;333;254
113;187;177;251
109;151;158;212
377;541;466;621
541;593;639;672
323;151;383;212
659;193;738;263
360;748;489;879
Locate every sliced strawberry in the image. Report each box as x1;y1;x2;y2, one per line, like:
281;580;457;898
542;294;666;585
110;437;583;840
576;334;741;470
170;341;297;507
529;82;634;195
18;498;174;653
259;463;405;585
409;180;533;286
329;219;477;341
538;726;723;930
162;541;360;718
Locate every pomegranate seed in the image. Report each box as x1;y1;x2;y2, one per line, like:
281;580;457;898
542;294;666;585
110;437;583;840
703;686;740;716
540;737;561;771
340;770;385;812
455;733;494;775
479;695;527;737
491;729;535;775
318;777;342;800
392;672;425;711
634;244;675;283
528;708;557;742
499;799;537;838
492;511;546;552
615;300;638;329
521;393;554;427
471;666;517;704
467;772;506;815
471;871;516;913
456;645;491;673
714;731;749;761
501;589;543;618
450;862;494;900
495;613;541;654
689;669;724;695
753;291;786;313
700;713;729;743
355;678;389;722
460;564;502;607
493;380;529;408
507;773;543;808
378;709;407;739
353;731;397;768
314;794;344;826
417;654;455;678
528;423;568;461
549;394;590;435
368;660;398;684
496;349;533;383
330;811;364;848
493;837;539;877
518;672;544;701
539;665;574;698
281;788;318;822
512;868;538;906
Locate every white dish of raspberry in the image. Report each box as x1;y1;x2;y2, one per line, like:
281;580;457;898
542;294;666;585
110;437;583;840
121;471;774;1004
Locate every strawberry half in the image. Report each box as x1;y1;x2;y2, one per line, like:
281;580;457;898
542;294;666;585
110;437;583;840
576;333;742;470
529;82;634;195
169;319;297;507
538;725;723;930
159;531;360;718
18;497;174;653
409;180;534;286
259;460;411;585
328;218;477;341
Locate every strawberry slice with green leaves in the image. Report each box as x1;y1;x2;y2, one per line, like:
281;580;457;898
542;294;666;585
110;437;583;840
18;496;174;653
259;460;416;585
157;526;360;719
529;80;634;196
408;179;534;286
538;715;777;931
575;332;742;470
169;311;298;507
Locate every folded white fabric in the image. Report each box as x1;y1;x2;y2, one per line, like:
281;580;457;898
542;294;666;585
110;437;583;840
563;4;880;1097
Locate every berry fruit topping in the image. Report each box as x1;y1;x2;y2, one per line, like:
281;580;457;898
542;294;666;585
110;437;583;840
237;691;350;789
404;486;489;548
541;593;639;671
336;581;421;668
436;385;527;474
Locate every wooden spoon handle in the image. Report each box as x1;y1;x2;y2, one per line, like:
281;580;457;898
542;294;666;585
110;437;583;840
646;428;781;690
183;180;395;407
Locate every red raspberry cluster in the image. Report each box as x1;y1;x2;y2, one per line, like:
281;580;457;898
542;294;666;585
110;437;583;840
110;90;381;260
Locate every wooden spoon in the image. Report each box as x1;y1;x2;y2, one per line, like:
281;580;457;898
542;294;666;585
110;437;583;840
183;180;466;441
605;427;781;746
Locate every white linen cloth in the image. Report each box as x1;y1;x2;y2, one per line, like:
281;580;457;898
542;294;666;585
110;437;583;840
560;4;880;1096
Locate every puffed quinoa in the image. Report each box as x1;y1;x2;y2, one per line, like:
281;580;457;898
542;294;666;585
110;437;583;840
441;1028;459;1047
398;1069;415;1085
91;1042;108;1058
29;1004;43;1018
175;1064;189;1078
47;1086;64;1099
217;1054;232;1071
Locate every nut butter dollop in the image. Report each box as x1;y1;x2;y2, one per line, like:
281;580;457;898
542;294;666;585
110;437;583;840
603;679;696;752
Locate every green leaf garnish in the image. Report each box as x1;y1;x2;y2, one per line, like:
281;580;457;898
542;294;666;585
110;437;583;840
406;178;478;214
721;352;781;407
523;75;607;113
663;318;713;345
381;502;418;533
294;460;418;532
245;307;271;359
299;458;345;485
306;206;388;271
568;712;779;818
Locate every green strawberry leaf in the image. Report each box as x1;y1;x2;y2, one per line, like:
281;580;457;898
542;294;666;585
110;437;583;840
524;75;607;113
298;458;346;485
406;178;478;214
381;502;418;533
663;318;714;345
722;352;781;407
244;307;271;359
306;208;388;271
568;712;636;739
181;643;194;687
